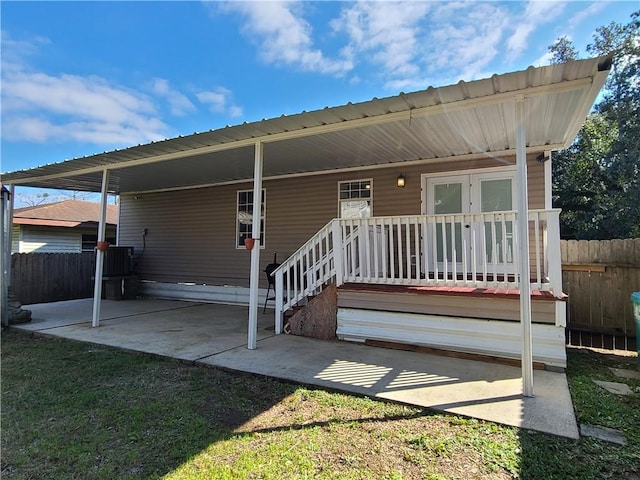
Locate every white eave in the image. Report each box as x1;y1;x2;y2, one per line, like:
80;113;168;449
1;56;611;194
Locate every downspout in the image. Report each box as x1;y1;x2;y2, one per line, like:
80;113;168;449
515;95;534;397
92;170;110;327
247;141;264;349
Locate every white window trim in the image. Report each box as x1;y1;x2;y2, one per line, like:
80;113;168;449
337;178;373;218
236;188;266;249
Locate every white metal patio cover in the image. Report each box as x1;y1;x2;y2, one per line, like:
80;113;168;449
1;56;611;395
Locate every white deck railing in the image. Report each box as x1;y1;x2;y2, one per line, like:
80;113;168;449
273;209;562;333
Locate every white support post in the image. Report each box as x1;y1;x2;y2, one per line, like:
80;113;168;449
543;150;552;290
275;269;283;334
331;219;344;287
247;141;264;350
92;170;110;328
515;95;534;397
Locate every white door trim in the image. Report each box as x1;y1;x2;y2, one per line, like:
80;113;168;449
420;166;516;215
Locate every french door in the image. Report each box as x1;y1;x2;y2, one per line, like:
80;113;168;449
424;169;515;276
426;175;470;273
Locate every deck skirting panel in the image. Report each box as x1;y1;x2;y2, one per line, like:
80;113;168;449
140;280;267;306
337;308;567;369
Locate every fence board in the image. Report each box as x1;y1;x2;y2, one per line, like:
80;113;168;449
562;238;640;351
11;252;95;305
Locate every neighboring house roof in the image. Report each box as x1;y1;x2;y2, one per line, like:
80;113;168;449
13;200;118;228
1;56;611;195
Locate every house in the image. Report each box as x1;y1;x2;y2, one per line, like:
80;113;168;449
11;200;118;253
1;57;611;377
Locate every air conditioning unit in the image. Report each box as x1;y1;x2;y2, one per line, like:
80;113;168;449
103;246;134;277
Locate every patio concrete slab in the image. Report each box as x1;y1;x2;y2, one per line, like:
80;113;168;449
13;298;579;439
21;298;200;330
15;299;274;362
201;334;579;439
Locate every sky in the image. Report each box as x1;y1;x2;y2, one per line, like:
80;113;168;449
1;0;638;180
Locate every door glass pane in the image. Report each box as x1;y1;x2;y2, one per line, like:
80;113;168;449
434;183;463;264
481;179;512;212
434;183;462;214
481;179;513;264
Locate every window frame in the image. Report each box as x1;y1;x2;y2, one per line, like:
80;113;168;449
236;188;266;249
81;233;117;252
337;178;373;218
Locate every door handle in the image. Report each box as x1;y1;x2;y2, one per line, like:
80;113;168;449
464;224;470;228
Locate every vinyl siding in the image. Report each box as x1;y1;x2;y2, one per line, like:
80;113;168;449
19;226;82;253
119;154;548;288
12;225;116;253
527;156;545;209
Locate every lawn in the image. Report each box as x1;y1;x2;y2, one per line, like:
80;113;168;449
1;329;638;480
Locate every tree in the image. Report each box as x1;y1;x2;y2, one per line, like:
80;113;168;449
548;36;579;64
15;191;52;207
552;114;618;239
13;188;114;208
549;11;639;239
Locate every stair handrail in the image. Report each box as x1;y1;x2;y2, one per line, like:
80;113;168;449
273;218;338;333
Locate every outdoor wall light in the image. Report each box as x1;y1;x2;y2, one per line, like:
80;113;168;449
397;174;406;188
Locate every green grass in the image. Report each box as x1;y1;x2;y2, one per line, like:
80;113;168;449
1;329;638;480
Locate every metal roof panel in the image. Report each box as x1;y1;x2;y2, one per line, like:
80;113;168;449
2;56;611;194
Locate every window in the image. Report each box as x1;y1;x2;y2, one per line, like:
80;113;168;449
82;234;116;252
338;179;372;218
237;189;265;248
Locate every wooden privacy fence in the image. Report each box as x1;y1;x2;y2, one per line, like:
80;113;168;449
11;252;95;305
562;238;640;351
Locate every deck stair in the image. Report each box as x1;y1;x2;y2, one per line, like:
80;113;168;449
272;211;565;368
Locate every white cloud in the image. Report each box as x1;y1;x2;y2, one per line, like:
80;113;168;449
214;1;551;91
2;68;169;144
216;1;352;75
1;31;248;148
1;33;170;145
152;78;196;116
0;30;50;69
506;1;567;60
196;87;243;117
567;1;608;32
228;105;244;118
332;2;431;81
332;2;510;90
426;3;508;81
533;51;554;67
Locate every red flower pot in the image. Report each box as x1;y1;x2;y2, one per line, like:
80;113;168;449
244;238;255;250
96;241;109;252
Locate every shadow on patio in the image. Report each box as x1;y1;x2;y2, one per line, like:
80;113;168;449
14;298;579;439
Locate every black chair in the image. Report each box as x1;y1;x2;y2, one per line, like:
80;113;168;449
263;252;280;314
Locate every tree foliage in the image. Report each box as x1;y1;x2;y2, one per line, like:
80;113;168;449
550;11;639;239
